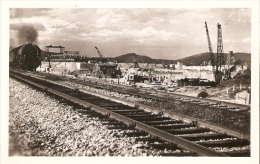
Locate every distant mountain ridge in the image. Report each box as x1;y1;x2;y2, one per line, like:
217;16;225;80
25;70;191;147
114;52;251;66
177;52;251;66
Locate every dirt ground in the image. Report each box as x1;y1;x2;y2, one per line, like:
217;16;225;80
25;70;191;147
174;85;248;104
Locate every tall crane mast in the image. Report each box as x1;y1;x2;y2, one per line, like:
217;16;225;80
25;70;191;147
205;22;215;82
216;23;224;84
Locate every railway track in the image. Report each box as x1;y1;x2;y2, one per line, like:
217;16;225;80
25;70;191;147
55;74;250;136
9;69;251;156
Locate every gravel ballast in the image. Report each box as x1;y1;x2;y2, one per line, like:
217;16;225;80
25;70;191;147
59;80;250;134
9;78;178;156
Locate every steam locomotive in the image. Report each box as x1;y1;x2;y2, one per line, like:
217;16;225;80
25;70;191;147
10;43;42;71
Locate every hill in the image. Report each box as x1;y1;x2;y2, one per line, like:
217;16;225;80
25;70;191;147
115;53;177;64
177;52;211;66
113;52;251;66
115;53;154;63
176;52;251;66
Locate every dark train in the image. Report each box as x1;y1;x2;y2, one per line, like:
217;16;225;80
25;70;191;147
10;43;41;71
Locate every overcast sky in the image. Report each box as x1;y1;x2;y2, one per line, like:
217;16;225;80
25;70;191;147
9;8;251;59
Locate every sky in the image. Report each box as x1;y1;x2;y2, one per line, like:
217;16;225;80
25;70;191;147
9;8;251;60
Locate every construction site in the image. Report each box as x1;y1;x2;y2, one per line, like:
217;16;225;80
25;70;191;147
36;22;250;105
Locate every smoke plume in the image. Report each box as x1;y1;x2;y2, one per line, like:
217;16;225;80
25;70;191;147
18;25;38;44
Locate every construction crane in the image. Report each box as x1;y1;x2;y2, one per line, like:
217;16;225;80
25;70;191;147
93;46;120;78
95;46;103;59
92;46;105;78
204;22;215;81
95;46;109;63
216;23;225;84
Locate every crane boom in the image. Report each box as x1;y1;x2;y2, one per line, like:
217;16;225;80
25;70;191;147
205;22;215;68
95;46;103;59
205;22;216;82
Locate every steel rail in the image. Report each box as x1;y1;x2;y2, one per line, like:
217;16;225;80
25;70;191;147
43;77;251;140
10;71;229;156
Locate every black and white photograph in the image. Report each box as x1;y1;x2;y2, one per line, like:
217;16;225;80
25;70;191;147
1;0;259;164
